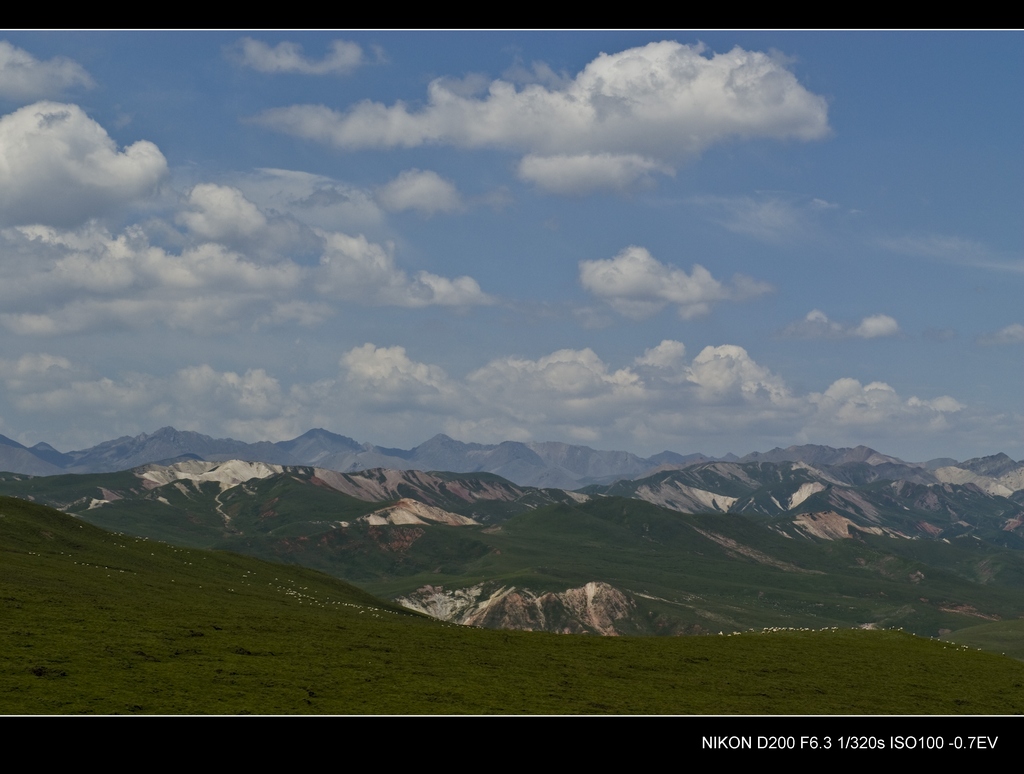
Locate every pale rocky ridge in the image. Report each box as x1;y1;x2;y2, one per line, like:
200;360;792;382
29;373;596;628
87;459;583;520
138;459;284;491
590;458;1024;541
396;581;635;635
361;499;479;526
783;510;908;541
933;465;1024;498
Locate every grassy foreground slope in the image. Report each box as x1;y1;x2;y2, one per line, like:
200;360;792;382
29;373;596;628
944;620;1024;661
2;496;1023;715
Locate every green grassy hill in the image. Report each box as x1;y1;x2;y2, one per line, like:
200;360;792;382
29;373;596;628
3;496;1024;715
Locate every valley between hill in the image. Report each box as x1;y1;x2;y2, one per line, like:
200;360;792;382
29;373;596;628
3;455;1023;641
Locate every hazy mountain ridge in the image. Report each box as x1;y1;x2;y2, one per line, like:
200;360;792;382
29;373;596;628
4;427;1022;494
0;435;65;476
3;430;1024;547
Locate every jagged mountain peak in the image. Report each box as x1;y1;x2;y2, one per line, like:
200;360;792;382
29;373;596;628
740;443;903;467
276;427;361;454
415;433;482;451
959;452;1021;478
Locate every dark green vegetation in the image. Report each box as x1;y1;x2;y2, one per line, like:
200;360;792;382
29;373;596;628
374;498;1024;637
2;465;1023;642
3;496;1024;714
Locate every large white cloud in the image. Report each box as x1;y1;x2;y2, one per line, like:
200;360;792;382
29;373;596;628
329;340;959;448
579;245;771;319
228;37;364;76
255;41;829;194
0;41;94;100
0;102;167;227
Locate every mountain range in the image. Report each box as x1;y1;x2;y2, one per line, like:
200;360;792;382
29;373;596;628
3;426;1021;492
4;433;1024;638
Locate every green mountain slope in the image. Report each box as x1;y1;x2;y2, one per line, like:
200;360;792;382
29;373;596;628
381;498;1024;637
4;459;1024;641
3;496;1024;715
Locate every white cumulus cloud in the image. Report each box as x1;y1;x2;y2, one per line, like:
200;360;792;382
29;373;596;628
0;102;167;227
635;339;687;370
809;378;962;430
376;169;463;214
517;153;672;194
783;309;900;339
3;340;980;458
0;41;94;100
228;37;364;76
341;343;458;411
255;41;829;194
579;245;771;319
0;185;493;337
685;344;792;405
316;231;492;308
852;314;900;339
178;184;268;242
465;348;644;436
0;223;304;335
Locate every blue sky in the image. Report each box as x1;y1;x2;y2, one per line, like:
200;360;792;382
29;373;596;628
0;31;1020;461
